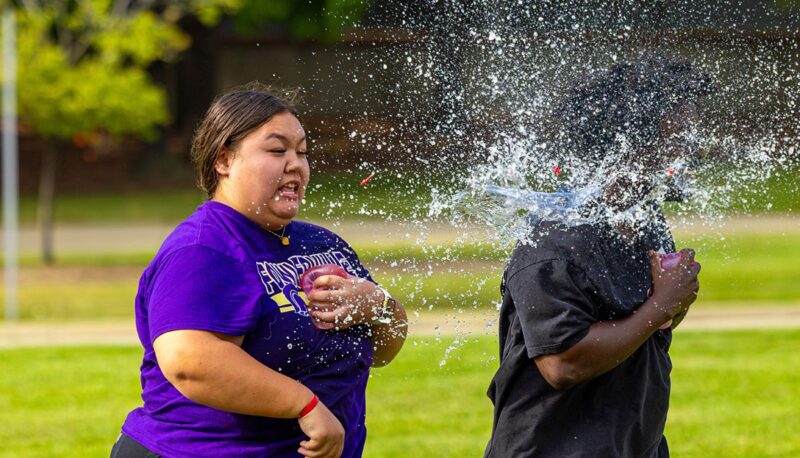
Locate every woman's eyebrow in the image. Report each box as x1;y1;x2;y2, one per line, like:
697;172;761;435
264;133;306;144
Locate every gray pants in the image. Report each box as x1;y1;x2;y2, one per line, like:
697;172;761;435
110;433;161;458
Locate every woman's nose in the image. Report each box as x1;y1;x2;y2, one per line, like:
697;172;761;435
284;150;304;172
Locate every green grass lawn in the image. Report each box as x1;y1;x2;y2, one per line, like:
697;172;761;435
664;165;800;215
13;279;138;321
14;189;206;225
668;330;800;457
1;330;799;457
6;166;799;225
9;173;432;225
375;227;800;311
1;229;799;321
680;232;800;303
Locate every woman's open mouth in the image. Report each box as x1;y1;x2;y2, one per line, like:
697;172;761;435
275;182;300;202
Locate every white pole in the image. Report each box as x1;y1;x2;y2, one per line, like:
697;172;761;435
2;9;19;321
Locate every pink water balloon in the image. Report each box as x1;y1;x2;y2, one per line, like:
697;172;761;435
656;252;684;330
300;264;348;296
300;264;349;330
659;252;683;270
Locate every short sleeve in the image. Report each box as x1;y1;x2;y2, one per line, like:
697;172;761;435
507;259;597;358
147;245;263;342
330;235;375;284
342;247;374;283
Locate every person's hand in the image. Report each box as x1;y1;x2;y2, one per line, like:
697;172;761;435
307;275;384;330
647;248;701;326
297;400;345;458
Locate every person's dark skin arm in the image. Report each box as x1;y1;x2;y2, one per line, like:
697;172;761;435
669;309;689;329
535;248;700;390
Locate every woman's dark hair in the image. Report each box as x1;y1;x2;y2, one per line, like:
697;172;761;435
191;82;299;198
558;53;715;164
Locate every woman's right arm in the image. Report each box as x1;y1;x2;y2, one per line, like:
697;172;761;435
534;249;700;390
154;330;344;458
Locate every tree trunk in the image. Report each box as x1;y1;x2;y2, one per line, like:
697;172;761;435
38;144;57;265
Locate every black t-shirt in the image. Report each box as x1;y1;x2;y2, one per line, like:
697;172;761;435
485;215;676;458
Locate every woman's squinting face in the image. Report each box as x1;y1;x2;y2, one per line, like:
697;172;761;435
214;112;309;229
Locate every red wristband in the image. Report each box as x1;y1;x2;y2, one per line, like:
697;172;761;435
298;394;319;418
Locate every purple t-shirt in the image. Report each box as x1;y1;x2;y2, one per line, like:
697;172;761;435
122;201;374;457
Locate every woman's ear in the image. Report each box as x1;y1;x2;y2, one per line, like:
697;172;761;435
214;148;233;176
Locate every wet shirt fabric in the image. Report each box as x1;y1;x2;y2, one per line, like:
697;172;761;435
122;201;374;458
485;215;676;458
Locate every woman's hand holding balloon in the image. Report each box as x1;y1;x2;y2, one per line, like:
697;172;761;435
306;272;385;330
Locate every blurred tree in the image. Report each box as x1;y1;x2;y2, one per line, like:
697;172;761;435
0;0;370;264
0;0;239;264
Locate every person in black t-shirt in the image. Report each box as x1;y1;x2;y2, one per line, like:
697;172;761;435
485;54;715;458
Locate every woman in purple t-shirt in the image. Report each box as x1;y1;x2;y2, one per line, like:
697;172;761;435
111;84;407;458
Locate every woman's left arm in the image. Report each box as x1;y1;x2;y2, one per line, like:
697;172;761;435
308;275;408;367
367;291;408;367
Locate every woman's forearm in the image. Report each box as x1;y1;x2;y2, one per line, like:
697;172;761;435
370;300;408;367
534;298;671;389
154;329;314;418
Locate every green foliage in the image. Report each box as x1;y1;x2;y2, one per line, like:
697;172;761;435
232;0;371;41
186;0;241;26
0;0;370;145
2;0;238;142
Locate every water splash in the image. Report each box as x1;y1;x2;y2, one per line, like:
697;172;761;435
302;0;800;365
